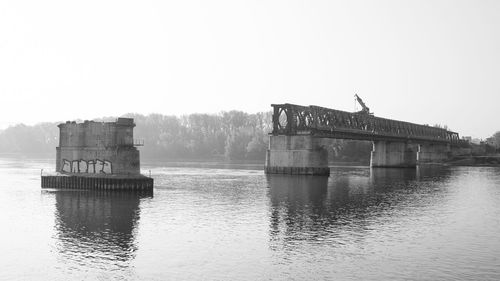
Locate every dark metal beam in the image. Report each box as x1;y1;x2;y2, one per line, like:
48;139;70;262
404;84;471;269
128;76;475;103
271;103;460;144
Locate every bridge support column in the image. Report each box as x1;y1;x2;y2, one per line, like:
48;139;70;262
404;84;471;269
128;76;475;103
370;141;417;168
265;135;329;176
417;144;450;164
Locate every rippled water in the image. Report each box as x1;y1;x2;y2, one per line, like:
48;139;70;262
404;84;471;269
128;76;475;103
1;158;500;280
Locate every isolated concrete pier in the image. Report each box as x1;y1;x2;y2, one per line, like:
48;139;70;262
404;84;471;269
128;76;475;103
42;118;153;191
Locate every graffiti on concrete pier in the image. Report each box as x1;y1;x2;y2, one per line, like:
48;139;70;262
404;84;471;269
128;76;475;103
61;159;112;174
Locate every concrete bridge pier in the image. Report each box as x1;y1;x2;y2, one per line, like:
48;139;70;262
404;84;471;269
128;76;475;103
370;141;417;168
265;135;330;176
417;143;450;164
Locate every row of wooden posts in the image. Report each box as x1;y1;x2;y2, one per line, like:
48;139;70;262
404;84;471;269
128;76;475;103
41;175;153;191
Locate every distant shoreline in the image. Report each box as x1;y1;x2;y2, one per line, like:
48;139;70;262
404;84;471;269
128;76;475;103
446;156;500;167
2;154;499;168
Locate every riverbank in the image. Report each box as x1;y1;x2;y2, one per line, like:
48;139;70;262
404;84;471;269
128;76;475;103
447;156;500;167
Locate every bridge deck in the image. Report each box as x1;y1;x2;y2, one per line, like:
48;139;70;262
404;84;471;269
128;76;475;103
271;104;459;144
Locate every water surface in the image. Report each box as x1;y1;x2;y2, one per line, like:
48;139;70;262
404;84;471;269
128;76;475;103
1;158;499;280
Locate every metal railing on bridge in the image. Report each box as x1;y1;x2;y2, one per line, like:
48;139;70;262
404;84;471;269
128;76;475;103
271;103;460;144
117;139;145;147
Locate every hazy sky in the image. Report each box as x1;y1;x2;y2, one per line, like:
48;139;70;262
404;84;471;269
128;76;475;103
1;0;499;138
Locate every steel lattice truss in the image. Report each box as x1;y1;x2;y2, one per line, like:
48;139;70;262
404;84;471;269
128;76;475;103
271;104;460;144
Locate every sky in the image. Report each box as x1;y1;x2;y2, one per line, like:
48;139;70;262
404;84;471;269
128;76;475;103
0;0;499;138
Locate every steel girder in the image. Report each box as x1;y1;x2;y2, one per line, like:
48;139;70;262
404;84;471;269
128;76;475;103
271;103;460;144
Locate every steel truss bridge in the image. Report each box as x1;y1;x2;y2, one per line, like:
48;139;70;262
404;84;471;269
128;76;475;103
271;103;460;144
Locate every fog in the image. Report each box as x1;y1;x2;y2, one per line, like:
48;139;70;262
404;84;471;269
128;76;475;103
1;0;499;138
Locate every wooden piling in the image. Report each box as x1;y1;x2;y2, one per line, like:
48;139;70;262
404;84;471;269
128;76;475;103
41;174;153;192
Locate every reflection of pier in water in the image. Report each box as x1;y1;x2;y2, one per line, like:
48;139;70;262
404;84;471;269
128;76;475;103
53;190;152;268
267;166;452;249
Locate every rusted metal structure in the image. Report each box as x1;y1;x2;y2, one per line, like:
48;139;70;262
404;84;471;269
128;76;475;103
270;103;459;144
265;103;460;176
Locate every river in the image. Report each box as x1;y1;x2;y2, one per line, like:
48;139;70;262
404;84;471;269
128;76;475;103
1;158;499;280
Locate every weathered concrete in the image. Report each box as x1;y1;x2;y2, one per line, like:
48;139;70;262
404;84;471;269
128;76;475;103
44;118;153;191
56;118;140;175
265;136;455;176
265;135;330;176
417;143;450;164
370;141;417;168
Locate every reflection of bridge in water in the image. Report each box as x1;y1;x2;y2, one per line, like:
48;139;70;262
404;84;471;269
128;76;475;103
266;166;452;250
265;103;461;176
53;190;152;270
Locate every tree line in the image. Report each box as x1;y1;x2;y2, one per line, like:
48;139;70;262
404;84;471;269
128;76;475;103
0;111;373;162
124;111;272;160
486;131;500;149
